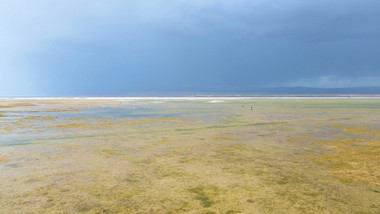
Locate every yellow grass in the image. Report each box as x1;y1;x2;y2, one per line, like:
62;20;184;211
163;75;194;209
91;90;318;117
0;98;379;213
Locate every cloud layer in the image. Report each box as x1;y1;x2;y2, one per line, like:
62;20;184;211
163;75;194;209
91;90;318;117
1;0;380;95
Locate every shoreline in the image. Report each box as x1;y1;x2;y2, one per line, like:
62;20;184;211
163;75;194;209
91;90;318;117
1;95;380;100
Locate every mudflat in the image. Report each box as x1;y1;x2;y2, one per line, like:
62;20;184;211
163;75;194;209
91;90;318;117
0;98;379;213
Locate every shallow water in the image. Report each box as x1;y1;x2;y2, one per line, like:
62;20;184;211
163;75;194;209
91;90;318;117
0;98;379;213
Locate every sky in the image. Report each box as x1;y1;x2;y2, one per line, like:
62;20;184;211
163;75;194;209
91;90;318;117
1;0;380;96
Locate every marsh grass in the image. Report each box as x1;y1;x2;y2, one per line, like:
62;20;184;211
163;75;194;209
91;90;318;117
188;185;222;208
309;126;380;186
0;99;379;213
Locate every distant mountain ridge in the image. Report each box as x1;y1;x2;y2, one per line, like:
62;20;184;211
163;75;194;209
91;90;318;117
241;87;380;95
179;87;380;97
188;87;380;97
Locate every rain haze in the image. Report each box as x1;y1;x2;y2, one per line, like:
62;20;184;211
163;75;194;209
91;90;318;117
1;0;380;96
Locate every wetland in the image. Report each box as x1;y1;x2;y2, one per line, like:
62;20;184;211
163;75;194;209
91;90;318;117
0;98;379;213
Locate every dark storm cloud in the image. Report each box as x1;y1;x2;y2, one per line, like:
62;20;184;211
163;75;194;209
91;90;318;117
1;0;379;96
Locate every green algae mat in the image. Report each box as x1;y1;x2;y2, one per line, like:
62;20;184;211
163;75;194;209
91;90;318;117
0;98;379;213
